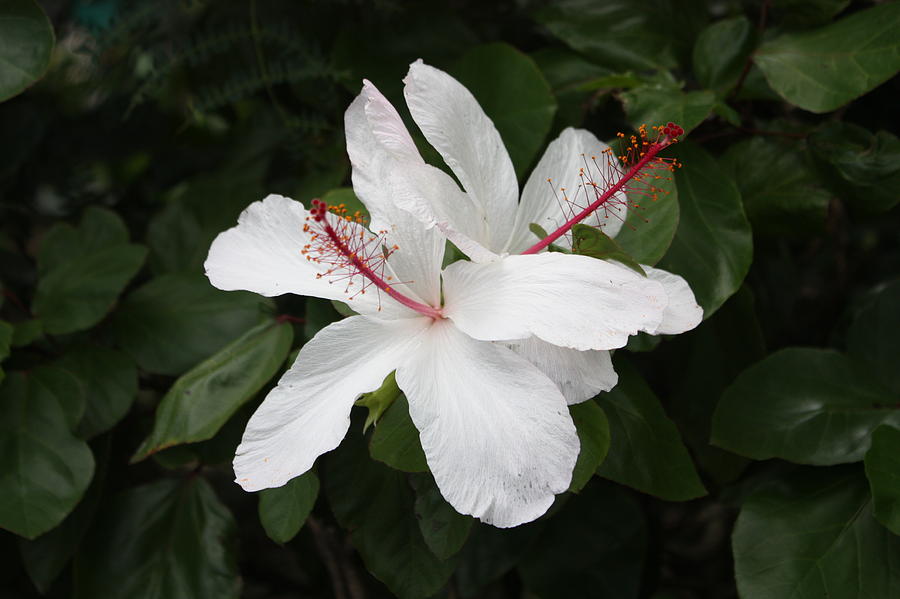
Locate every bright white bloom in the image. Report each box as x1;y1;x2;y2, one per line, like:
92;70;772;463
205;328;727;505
387;61;703;402
204;69;683;527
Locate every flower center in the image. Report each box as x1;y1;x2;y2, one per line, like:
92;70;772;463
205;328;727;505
302;199;443;319
522;123;683;255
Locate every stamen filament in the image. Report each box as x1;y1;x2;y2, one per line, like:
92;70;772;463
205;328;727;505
319;221;443;319
521;141;667;255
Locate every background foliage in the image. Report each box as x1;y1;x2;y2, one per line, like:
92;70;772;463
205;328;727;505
1;0;899;597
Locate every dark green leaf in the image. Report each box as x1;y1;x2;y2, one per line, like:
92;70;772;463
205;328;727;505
114;273;273;376
19;436;109;593
0;368;94;539
132;320;293;461
258;471;319;544
325;431;455;599
848;279;900;395
572;224;646;275
621;84;715;135
754;2;900;112
614;173;680;266
667;286;762;484
369;393;428;473
59;346;138;439
33;207;147;335
74;478;240;599
568;400;611;493
0;0;54;102
453;43;556;177
533;0;678;71
721;136;830;235
657;141;752;317
356;371;401;432
771;0;851;29
712;348;900;465
809;122;900;214
733;467;900;599
597;358;706;501
0;320;10;382
302;297;342;342
519;480;647;599
865;425;900;535
530;47;616;131
11;318;42;347
411;473;473;560
456;522;544;596
693;16;755;92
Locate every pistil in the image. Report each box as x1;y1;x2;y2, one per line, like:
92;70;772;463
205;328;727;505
303;200;443;319
522;123;683;255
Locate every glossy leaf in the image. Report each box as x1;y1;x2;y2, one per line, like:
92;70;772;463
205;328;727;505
809;122;900;214
74;478;240;599
693;16;755;92
0;0;54;102
33;207;147;335
657;141;752;317
712;348;900;465
0;368;94;539
621;84;715;135
59;346;138;439
452;43;556;177
848;279;900;395
597;358;706;501
132;320;293;461
733;468;900;599
325;431;454;599
519;480;647;599
754;3;900;112
533;0;679;71
865;425;900;535
411;473;473;560
614;172;679;266
572;224;645;275
19;437;109;593
258;471;319;544
115;273;273;376
369;393;428;473
722;137;830;235
568;400;611;493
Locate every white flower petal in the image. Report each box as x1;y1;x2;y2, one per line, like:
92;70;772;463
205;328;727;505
204;195;415;319
234;315;430;491
510;337;618;404
396;319;578;528
442;252;666;350
345;82;445;306
643;266;704;335
507;128;628;253
387;162;499;263
404;60;518;251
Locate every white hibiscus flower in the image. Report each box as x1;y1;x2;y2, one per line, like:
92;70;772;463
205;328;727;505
385;60;703;403
204;62;698;528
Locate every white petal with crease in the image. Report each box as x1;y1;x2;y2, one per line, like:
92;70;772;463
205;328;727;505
205;195;415;319
443;252;666;350
404;60;518;251
388;162;499;263
396;319;578;528
643;266;704;335
234;315;431;491
507;128;627;253
345;83;445;305
510;337;618;404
